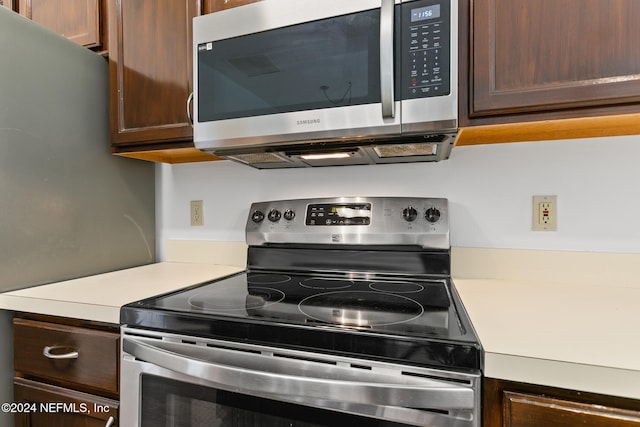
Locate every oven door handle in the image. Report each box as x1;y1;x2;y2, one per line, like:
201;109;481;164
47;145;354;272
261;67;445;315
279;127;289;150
123;336;475;411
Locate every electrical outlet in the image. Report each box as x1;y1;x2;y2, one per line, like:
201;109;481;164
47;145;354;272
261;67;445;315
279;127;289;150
532;195;557;231
190;200;204;226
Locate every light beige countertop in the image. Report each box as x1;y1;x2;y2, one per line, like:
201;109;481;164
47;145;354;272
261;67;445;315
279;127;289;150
1;242;639;401
454;278;640;400
0;262;243;324
451;247;640;401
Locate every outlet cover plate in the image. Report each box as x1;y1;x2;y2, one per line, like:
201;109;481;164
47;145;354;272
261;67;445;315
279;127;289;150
190;200;204;226
532;195;557;231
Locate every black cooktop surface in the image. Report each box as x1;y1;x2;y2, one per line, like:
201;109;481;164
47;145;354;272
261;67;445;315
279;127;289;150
121;271;481;372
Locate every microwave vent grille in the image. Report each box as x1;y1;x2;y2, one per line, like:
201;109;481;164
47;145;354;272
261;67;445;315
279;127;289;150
228;152;288;165
374;143;438;158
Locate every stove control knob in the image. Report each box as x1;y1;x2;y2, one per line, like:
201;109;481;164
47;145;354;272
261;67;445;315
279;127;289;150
402;206;418;222
251;210;265;223
283;209;295;221
425;207;441;223
267;209;282;222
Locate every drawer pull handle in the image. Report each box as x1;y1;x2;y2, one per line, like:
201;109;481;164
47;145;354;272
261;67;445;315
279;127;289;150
105;416;115;427
42;346;79;360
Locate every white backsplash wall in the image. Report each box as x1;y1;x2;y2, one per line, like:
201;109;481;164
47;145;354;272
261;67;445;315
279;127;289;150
157;135;640;260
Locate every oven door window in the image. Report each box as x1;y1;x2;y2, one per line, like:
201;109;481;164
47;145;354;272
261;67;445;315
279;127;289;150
141;374;412;427
197;9;381;122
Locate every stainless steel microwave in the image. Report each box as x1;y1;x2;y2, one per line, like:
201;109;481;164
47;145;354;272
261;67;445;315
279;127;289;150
192;0;458;168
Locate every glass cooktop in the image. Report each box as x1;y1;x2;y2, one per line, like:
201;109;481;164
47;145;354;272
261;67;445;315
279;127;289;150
121;271;482;371
162;272;449;333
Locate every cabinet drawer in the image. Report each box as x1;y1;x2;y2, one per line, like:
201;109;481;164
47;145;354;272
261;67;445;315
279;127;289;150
504;391;640;426
13;319;119;395
14;377;118;427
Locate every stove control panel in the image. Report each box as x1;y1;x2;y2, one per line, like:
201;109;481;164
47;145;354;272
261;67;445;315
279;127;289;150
246;197;449;249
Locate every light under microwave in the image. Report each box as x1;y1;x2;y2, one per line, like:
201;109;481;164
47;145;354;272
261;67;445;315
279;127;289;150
192;0;458;168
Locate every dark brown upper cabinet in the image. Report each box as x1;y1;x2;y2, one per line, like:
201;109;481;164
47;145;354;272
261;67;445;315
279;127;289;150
108;0;220;162
468;0;640;124
17;0;106;53
109;0;195;147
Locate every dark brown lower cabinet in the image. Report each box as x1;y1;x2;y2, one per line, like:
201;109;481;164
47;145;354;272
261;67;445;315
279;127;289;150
484;378;640;427
12;315;120;427
14;378;118;427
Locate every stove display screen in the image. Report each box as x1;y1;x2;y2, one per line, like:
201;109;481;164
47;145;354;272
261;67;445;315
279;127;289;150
306;203;372;226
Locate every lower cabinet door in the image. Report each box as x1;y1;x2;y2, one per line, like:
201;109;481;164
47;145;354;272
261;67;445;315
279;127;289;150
13;378;118;427
504;391;640;427
484;378;640;427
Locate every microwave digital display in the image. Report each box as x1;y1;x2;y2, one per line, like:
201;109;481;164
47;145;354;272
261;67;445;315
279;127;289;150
411;5;441;22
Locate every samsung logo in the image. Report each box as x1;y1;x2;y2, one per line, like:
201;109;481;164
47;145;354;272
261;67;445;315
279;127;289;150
297;119;321;125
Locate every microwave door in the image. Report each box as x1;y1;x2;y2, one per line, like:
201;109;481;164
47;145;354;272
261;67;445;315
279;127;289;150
193;0;401;151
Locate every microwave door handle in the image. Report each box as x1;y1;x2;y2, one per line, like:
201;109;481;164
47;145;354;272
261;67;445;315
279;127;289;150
123;336;474;411
380;0;395;118
186;92;194;128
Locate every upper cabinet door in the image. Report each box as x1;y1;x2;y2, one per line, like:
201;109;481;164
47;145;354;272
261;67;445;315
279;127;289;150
18;0;102;48
471;0;640;118
109;0;199;146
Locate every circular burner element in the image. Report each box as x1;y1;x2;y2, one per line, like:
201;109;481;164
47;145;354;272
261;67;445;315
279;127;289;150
247;274;291;285
298;291;423;327
300;278;353;290
369;281;425;294
188;287;285;312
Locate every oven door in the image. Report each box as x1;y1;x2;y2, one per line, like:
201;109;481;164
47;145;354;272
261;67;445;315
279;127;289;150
121;328;480;427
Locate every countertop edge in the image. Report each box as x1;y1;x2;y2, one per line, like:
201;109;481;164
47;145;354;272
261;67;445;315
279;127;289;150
0;294;119;324
485;352;640;400
0;262;244;325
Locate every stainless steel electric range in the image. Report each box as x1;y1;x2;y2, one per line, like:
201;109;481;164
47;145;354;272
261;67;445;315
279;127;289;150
120;197;482;427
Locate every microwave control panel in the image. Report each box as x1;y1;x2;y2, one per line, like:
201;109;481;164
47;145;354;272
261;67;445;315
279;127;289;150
402;0;451;99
